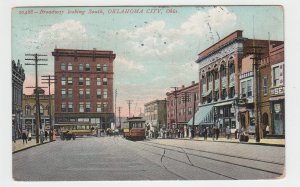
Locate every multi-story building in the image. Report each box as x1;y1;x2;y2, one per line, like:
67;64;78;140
12;59;25;139
192;30;282;134
167;81;199;134
259;43;284;137
22;89;54;135
144;99;167;132
52;48;116;129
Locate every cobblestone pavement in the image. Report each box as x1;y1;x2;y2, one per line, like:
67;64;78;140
13;136;285;181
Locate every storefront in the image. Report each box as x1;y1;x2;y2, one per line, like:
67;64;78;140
270;98;285;135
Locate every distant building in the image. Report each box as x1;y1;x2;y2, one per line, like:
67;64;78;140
52;48;116;129
12;60;25;139
22;89;54;135
166;81;199;131
144;99;167;132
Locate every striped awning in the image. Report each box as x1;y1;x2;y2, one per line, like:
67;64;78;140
187;104;214;126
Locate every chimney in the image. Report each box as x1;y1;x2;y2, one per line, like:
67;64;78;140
191;81;195;85
182;85;185;89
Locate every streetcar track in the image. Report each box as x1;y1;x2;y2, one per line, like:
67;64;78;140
143;141;284;165
136;141;283;176
139;145;237;180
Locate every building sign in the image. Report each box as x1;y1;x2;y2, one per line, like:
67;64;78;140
270;86;285;96
274;104;281;113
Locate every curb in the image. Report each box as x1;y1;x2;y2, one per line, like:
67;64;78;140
12;141;53;154
164;138;285;147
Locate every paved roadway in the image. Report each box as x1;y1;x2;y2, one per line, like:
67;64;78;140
13;136;285;181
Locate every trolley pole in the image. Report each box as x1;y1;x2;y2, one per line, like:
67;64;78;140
25;53;48;144
41;75;57;142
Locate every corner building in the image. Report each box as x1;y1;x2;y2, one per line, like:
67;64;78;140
53;48;116;129
191;30;281;135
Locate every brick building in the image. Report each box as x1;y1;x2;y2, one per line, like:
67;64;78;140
22;89;54;135
52;48;116;129
166;81;199;136
192;30;282;135
259;43;284;137
144;99;167;132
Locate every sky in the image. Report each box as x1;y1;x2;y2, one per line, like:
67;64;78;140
11;6;284;117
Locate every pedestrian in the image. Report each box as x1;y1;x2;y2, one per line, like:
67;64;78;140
27;130;32;141
49;130;52;141
22;130;27;144
234;129;238;139
212;127;216;141
215;127;220;140
226;126;231;139
45;130;48;141
266;125;270;135
204;127;208;140
40;131;44;144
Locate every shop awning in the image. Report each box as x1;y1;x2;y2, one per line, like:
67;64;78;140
187;104;214;126
213;101;233;107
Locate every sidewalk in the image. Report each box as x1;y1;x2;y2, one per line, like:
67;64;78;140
12;138;51;153
178;136;285;146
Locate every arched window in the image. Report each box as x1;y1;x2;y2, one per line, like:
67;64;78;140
214;71;219;80
220;64;226;77
40;105;44;115
25;105;31;116
229;63;235;74
208;72;213;82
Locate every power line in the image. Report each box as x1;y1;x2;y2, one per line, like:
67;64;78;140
25;53;48;144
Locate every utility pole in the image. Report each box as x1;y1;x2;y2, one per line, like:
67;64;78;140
127;100;133;118
25;53;48;143
41;75;57;142
249;45;265;143
181;92;191;122
118;107;122;128
115;89;117;126
171;87;179;129
192;93;196;138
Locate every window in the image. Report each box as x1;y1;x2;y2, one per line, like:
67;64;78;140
208;72;213;82
97;102;102;112
68;77;73;85
40;105;44;115
85;64;90;71
68;102;73;112
273;66;280;86
79;102;84;112
103;89;108;99
79;64;84;71
241;81;246;98
97;78;101;86
61;63;66;71
220;64;226;77
97;64;101;71
224;107;230;117
97;89;101;99
188;107;192;115
86;77;90;86
79;89;84;99
61;88;66;99
61;102;66;112
85;102;90;112
229;63;235;74
61;76;66;86
221;89;227;100
79;77;84;85
247;79;252;97
25;105;31;116
68;89;73;98
263;77;268;96
103;78;108;85
103;102;108;112
103;64;107;72
229;87;235;98
86;89;90;99
68;63;72;71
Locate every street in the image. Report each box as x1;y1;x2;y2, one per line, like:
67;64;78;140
13;136;285;181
